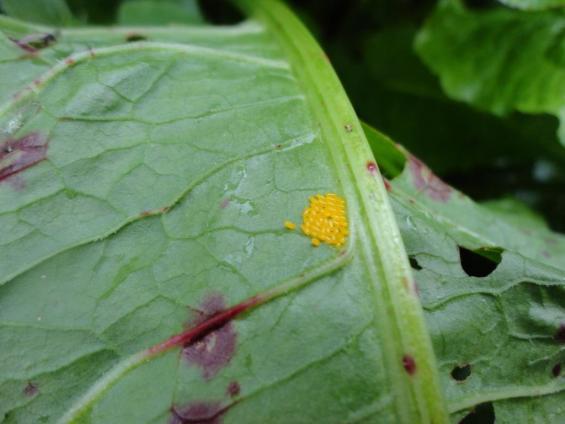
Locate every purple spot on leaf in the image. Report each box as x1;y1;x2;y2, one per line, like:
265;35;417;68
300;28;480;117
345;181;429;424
408;155;451;202
0;133;48;184
227;381;240;398
402;354;416;375
183;294;237;380
23;382;38;397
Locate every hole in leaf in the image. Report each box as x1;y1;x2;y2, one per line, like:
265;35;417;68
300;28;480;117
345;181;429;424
459;246;502;277
409;256;422;270
197;0;244;24
459;402;495;424
451;364;471;382
125;34;147;42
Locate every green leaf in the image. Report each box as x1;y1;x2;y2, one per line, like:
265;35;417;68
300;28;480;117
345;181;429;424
364;124;565;422
0;1;446;423
415;0;565;145
117;0;204;26
498;0;565;10
481;197;550;230
2;0;75;26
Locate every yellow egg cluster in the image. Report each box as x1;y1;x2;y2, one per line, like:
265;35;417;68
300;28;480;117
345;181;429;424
301;193;348;247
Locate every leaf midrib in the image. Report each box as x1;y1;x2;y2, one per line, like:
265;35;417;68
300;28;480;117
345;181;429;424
236;1;449;423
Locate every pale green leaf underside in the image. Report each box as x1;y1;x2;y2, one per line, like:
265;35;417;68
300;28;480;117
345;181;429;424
499;0;565;10
364;125;565;423
0;3;444;424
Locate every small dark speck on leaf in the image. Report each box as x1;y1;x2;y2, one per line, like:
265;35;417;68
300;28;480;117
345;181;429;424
451;364;471;382
126;34;148;42
459;402;495;424
227;381;240;397
402;354;416;375
220;198;230;209
366;161;377;174
409;256;422;270
555;324;565;344
344;124;353;133
552;363;561;377
23;382;38;397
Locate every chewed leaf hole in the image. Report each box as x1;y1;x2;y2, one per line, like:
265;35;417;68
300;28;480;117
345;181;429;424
459;246;502;277
126;34;147;42
459;402;495;424
409;256;422;270
451;364;471;382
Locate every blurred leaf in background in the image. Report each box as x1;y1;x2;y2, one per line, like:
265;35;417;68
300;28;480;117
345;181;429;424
1;0;75;26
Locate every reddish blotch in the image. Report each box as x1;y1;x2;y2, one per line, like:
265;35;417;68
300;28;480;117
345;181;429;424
183;295;238;380
147;294;259;357
227;381;240;398
408;155;451;202
402;354;417;375
23;382;38;397
0;133;48;183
